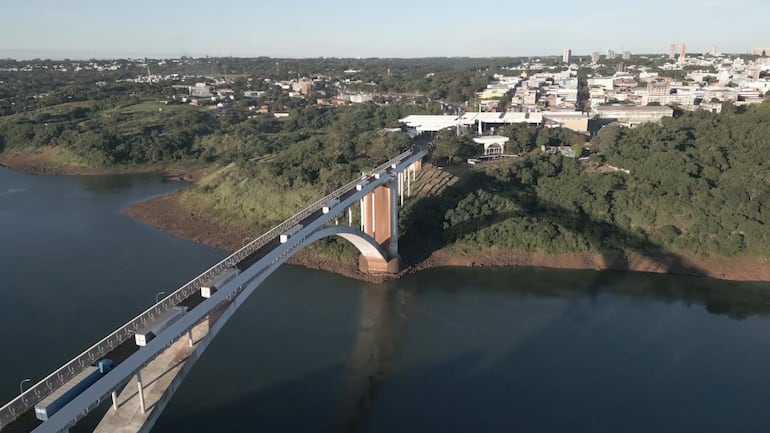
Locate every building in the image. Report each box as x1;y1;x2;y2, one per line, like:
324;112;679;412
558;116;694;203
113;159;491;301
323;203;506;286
588;76;615;90
473;136;509;156
591;51;600;63
606;50;616;60
679;43;687;63
298;79;313;95
594;105;674;127
563;48;572;64
190;82;212;97
668;44;676;60
543;111;589;133
622;51;631;60
647;82;669;96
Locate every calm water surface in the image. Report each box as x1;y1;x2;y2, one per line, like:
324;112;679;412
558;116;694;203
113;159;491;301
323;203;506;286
3;166;770;433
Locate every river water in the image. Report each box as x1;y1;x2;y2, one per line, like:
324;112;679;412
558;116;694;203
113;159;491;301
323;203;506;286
3;166;770;433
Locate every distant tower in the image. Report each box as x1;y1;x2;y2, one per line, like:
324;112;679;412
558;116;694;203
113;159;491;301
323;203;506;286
668;44;677;60
562;48;572;63
679;43;687;63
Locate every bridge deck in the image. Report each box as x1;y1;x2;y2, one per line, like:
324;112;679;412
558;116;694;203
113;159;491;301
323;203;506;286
93;320;211;433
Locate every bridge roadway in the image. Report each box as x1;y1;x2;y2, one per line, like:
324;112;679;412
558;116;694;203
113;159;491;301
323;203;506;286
0;148;425;433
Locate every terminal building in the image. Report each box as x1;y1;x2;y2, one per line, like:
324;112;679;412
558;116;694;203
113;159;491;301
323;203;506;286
399;111;588;135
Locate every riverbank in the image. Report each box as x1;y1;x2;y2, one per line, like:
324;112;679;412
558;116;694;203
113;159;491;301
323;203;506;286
123;189;770;283
410;249;770;282
5;150;769;283
0;148;198;181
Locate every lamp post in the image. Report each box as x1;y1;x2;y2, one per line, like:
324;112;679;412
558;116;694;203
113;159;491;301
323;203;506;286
19;378;31;394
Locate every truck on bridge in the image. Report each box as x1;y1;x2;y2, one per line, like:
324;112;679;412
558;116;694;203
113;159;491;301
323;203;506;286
279;224;302;243
34;359;114;421
201;269;238;298
134;306;188;346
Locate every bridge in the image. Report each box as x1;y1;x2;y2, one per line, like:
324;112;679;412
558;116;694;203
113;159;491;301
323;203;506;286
0;148;427;433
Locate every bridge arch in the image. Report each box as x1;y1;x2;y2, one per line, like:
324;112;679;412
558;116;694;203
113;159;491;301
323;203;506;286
298;225;391;272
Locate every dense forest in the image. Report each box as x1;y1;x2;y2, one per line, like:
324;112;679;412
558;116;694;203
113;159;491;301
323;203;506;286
399;102;770;265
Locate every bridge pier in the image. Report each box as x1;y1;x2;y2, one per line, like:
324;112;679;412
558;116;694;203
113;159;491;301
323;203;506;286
358;255;400;274
360;175;402;274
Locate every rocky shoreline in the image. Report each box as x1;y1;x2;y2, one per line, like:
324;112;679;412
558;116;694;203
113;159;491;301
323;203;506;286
4;151;770;283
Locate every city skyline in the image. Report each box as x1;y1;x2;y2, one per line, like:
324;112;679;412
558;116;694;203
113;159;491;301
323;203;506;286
1;0;769;59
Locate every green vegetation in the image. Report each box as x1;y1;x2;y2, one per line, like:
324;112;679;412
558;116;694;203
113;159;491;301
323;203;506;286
3;57;770;272
400;102;770;266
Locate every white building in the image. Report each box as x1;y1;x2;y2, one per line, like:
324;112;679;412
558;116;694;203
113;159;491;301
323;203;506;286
473;136;509;156
594;105;674;127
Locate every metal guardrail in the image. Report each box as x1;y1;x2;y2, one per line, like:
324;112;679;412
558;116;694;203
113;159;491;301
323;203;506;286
0;148;422;429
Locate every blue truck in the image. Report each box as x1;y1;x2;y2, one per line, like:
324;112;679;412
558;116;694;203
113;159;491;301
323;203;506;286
34;359;113;421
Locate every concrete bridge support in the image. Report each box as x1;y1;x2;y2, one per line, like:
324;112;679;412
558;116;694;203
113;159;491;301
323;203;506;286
356;159;422;274
358;160;422;274
359;177;399;274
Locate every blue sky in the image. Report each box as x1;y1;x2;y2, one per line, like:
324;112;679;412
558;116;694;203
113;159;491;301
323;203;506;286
1;0;768;59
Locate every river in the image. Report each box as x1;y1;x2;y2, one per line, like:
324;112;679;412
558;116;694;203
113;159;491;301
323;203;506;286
3;166;770;433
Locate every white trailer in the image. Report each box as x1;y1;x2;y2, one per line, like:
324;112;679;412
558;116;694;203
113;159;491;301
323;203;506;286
322;199;340;214
279;224;302;243
201;268;238;298
135;306;188;346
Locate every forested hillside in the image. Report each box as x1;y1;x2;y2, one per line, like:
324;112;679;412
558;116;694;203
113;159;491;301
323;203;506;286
401;102;770;264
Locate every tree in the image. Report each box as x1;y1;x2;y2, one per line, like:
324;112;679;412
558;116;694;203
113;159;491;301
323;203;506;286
592;123;624;155
432;130;476;165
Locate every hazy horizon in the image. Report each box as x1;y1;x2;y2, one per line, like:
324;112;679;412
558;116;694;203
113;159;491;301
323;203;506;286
0;48;762;62
1;0;769;60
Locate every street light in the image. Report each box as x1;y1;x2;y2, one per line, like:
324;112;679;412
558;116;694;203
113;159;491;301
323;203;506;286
19;378;31;394
155;292;166;303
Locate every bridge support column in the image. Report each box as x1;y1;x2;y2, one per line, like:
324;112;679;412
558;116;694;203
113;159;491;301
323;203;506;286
388;176;398;258
136;371;146;414
359;176;402;275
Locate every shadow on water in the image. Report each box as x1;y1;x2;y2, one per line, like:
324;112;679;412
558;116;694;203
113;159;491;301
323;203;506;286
76;174;138;193
399;165;707;278
151;365;346;433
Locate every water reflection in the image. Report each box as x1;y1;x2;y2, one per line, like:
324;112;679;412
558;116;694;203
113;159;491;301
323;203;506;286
333;285;411;432
75;174;138;193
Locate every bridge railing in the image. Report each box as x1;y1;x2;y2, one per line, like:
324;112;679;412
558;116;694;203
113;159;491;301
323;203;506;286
0;148;423;429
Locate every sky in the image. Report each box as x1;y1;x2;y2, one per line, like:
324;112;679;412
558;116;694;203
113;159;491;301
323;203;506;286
1;0;769;59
